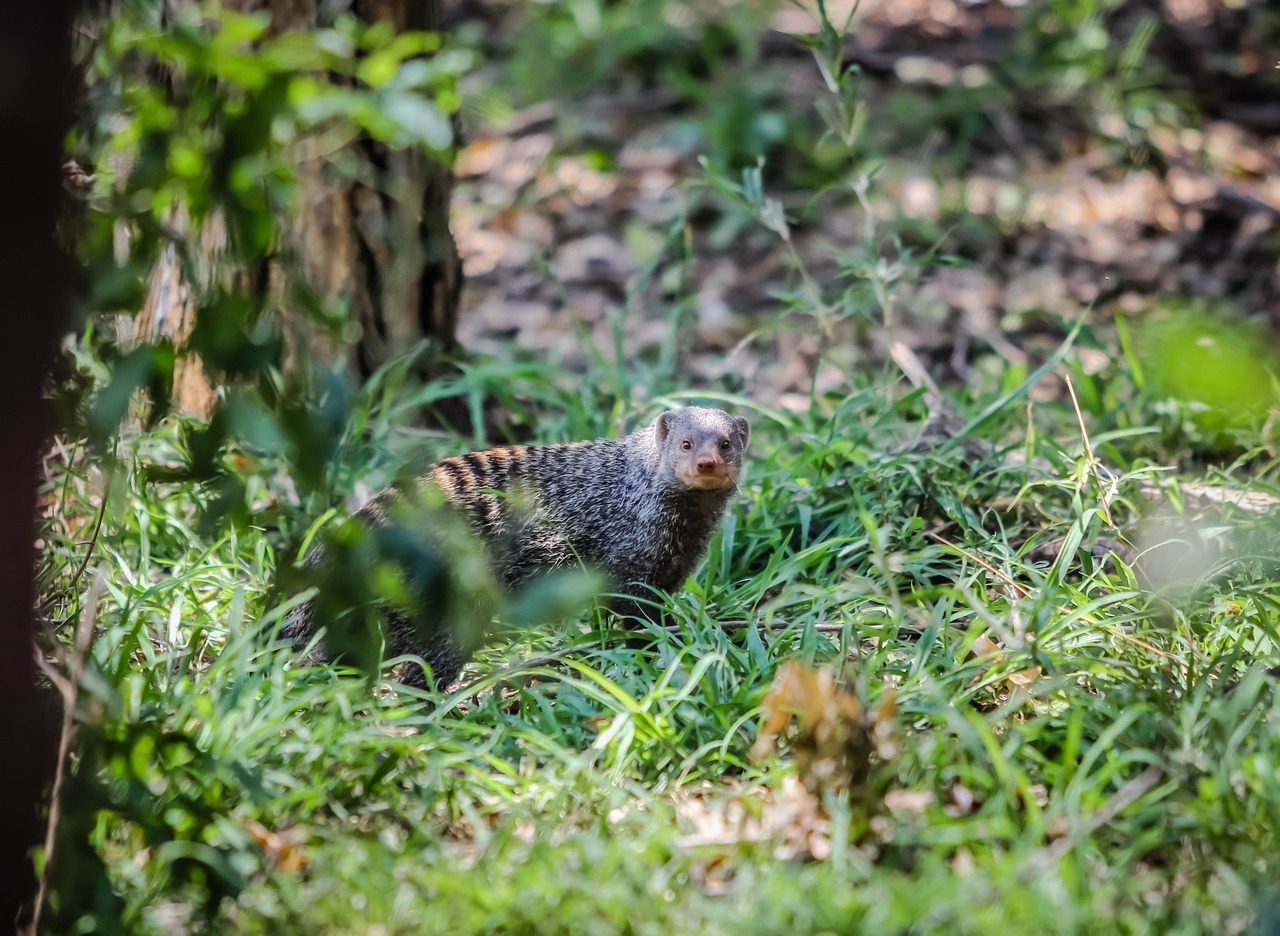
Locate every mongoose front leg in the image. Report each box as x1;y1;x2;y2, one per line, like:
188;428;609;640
607;587;678;654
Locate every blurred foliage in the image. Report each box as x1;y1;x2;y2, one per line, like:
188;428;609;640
497;0;772;103
73;2;468;302
1139;304;1280;451
1006;0;1182;142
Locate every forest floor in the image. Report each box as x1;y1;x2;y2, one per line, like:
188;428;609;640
448;0;1280;408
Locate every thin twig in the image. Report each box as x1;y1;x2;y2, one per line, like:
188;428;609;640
512;640;604;673
1065;374;1114;526
714;620;849;633
927;531;1031;597
1021;765;1164;879
70;491;108;591
1138;478;1279;514
30;572;107;936
453;641;606;696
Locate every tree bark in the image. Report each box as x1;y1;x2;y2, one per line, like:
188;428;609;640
289;0;462;382
0;2;78;929
133;207;225;417
140;0;462;403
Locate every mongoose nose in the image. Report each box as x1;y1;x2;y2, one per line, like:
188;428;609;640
696;458;718;475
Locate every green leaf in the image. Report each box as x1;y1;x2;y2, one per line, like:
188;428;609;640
382;92;453;149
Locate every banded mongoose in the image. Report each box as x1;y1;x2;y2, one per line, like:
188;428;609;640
283;406;750;688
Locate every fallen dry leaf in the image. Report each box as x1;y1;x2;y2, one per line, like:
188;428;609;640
970;632;1044;694
752;661;898;801
673;775;830;866
971;634;1002;659
245;820;308;874
1007;666;1043;686
883;789;933;814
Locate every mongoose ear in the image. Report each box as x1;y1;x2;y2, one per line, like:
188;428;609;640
732;415;750;449
655;411;675;442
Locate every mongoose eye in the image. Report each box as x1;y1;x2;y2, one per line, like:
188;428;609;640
681;439;692;451
719;439;731;451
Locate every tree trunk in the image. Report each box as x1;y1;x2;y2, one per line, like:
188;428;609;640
140;0;462;404
0;3;78;929
277;0;462;383
133;206;226;417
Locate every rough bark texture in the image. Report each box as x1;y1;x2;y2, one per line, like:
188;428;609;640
0;3;77;928
133;208;225;417
287;131;462;382
289;0;462;382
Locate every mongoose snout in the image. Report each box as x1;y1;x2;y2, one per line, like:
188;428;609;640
685;446;734;489
658;407;748;491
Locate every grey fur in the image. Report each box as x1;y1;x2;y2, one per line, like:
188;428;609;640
282;406;749;689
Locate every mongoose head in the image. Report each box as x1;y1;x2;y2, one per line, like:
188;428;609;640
654;407;750;492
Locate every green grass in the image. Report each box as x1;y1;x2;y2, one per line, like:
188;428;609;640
35;346;1280;934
